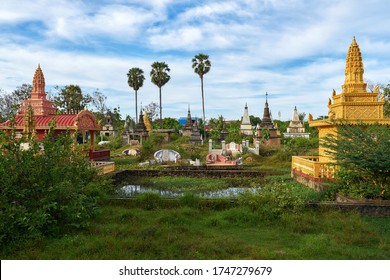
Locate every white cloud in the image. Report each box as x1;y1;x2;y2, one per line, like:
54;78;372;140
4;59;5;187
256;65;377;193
1;0;390;122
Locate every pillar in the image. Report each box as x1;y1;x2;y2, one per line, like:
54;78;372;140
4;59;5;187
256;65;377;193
221;140;226;151
90;130;95;151
209;139;213;152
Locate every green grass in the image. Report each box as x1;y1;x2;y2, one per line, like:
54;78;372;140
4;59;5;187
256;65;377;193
2;203;389;259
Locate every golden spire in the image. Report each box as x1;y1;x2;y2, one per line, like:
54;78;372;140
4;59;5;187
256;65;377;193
31;64;46;99
342;37;367;93
23;102;36;140
143;110;152;132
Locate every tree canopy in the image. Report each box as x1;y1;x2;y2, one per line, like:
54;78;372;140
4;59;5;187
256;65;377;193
53;85;92;114
322;123;390;198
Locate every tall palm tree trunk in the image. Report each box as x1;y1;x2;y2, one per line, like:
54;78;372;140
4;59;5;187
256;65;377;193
201;77;206;140
135;90;138;124
159;86;163;128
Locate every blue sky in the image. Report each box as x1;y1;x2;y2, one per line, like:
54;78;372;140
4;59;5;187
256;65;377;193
1;0;390;121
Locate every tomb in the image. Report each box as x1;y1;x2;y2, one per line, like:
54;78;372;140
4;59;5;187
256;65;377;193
154;149;181;163
182;105;194;137
100;110;118;138
240;103;253;135
254;93;281;147
189;120;202;145
284;106;310;138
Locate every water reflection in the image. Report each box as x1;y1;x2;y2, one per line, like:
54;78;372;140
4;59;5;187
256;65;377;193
118;185;260;198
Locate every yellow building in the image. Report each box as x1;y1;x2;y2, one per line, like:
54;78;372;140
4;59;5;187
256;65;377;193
291;37;390;189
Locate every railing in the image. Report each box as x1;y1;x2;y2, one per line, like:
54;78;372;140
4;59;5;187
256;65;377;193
291;156;335;179
90;161;115;175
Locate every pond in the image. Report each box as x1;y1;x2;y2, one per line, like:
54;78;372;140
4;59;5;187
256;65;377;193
117;185;260;198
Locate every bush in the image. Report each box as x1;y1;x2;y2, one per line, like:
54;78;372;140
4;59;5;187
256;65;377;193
0;128;106;246
237;178;307;220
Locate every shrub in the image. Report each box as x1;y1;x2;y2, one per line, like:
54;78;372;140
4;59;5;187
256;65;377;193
0;127;106;246
237;178;306;220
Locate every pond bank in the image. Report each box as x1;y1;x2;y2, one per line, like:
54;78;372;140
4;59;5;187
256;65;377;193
113;168;286;183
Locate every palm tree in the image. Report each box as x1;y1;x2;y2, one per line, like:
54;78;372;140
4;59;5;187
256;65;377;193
150;62;170;128
127;67;145;123
192;53;211;140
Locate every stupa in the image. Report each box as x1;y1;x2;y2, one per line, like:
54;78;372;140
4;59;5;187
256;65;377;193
284;106;310;138
189;120;202;145
182;105;193;137
255;93;281;147
292;37;390;187
240;103;253;135
100;110;118;138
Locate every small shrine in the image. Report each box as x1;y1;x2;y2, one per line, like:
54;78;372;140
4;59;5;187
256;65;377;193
189;120;202;145
122;116;135;145
182;105;193;137
240;103;253;135
291;37;390;188
219;120;229;141
284;106;310;138
100;110;118;138
0;65;101;149
133;109;148;144
255;93;281;147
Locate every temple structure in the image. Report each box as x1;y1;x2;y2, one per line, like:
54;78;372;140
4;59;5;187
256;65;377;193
284;106;310;138
133;108;148;144
100;110;118;138
0;65;101;149
182;105;194;137
255;93;281;147
219;120;229;141
240;103;253;135
291;37;390;188
189;120;202;145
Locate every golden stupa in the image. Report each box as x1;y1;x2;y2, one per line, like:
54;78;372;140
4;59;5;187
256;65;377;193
292;37;390;185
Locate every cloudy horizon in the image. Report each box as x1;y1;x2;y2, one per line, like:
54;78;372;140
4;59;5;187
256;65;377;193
1;0;390;122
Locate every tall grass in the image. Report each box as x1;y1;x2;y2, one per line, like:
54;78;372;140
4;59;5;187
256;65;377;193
2;203;389;259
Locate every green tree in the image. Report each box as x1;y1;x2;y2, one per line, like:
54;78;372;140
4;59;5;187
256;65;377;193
322;123;390;198
0;84;32;121
127;67;145;123
150;62;170;128
192;53;211;140
53;85;92;114
249;115;261;127
91;89;107;115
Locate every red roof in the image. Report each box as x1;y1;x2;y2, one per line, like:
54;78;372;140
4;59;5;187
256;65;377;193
1;111;100;131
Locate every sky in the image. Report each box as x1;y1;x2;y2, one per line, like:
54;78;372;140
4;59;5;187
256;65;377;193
1;0;390;121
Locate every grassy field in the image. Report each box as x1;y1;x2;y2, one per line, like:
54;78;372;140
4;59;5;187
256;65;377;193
2;201;389;259
2;142;389;260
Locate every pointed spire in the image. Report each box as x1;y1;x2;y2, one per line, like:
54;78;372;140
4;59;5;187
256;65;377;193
260;92;274;129
342;37;366;93
32;64;46;99
241;102;250;125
